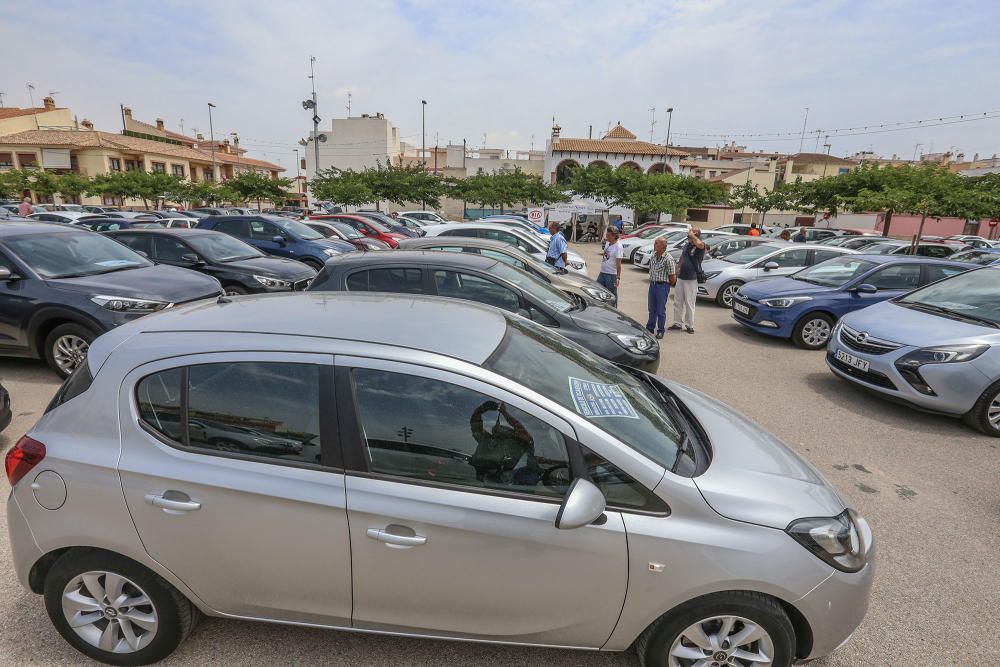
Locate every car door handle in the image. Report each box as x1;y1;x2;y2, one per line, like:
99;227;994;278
144;493;201;513
366;527;427;548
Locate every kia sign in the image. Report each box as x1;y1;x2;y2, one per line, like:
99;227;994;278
527;208;544;224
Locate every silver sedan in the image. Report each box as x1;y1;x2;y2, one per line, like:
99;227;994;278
699;242;858;307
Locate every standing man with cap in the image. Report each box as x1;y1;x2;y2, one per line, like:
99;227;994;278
597;227;623;305
17;197;33;217
646;237;677;339
545;221;568;272
669;227;706;334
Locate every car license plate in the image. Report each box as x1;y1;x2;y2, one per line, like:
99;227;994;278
835;349;869;372
733;300;751;316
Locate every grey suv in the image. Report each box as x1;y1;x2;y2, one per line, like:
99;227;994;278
7;293;873;666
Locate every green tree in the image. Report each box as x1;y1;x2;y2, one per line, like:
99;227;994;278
726;182;793;227
0;169;30;199
55;172;92;203
25;170;60;202
88;172;135;205
566;163;637;210
310;168;376;208
220;172;291;209
625;172;725;220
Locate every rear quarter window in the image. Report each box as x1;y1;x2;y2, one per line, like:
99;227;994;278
45;361;94;413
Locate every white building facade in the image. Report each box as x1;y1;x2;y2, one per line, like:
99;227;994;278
543;122;689;185
305;113;401;176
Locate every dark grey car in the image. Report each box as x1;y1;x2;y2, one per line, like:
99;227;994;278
307;250;659;370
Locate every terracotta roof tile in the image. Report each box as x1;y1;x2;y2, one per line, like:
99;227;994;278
603;123;637;139
552;137;687;157
0;107;65;120
211;152;283;171
788;152;858;166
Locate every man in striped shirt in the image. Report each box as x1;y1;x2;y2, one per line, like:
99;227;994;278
646;237;677;339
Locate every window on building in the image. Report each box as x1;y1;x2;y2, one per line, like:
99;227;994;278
0;153;13;167
171;164;185;178
151;162;166;174
108;158;122;172
124;160;139;171
204;167;215;181
17;153;38;167
708;170;717;178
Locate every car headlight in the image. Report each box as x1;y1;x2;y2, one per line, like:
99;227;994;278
895;344;989;368
702;271;721;280
322;248;341;257
786;509;869;572
608;332;654;354
583;286;613;301
569;261;584;270
253;274;292;289
761;296;813;308
91;295;170;313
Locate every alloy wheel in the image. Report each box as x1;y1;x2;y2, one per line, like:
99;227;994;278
800;318;831;347
53;335;89;375
988;392;1000;429
667;615;774;667
722;285;739;307
62;571;159;654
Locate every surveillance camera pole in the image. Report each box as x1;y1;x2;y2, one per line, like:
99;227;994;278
310;57;320;180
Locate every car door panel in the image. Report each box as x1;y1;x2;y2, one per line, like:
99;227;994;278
340;357;628;647
117;352;352;626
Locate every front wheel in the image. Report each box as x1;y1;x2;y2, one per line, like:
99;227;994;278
301;258;324;272
44;323;95;379
44;549;198;666
963;379;1000;437
792;313;834;350
715;281;743;308
223;284;248;296
635;591;795;667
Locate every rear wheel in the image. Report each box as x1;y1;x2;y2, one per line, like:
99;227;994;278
792;313;834;350
44;323;95;379
715;281;743;308
223;284;248;296
44;549;197;666
635;591;795;667
301;258;324;272
963;379;1000;437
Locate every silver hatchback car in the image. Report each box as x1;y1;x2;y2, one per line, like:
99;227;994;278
6;293;874;666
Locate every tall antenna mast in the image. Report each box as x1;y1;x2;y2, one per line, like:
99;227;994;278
648;106;657;141
346;91;352;116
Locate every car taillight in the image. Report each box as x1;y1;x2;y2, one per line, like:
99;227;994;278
5;435;46;486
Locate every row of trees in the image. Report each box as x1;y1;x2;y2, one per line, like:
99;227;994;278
0;168;294;210
727;163;1000;237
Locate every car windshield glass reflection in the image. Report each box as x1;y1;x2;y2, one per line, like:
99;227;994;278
490;262;575;312
485;316;686;473
185;234;263;262
897;267;1000;327
331;222;363;239
793;257;877;287
721;244;781;264
6;232;151;278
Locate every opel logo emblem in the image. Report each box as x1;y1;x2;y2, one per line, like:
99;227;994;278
713;650;728;661
856;332;868;342
104;607;118;619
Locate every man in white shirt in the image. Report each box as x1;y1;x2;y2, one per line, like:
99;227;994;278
597;227;623;306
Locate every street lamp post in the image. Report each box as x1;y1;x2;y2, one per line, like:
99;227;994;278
207;103;217;182
421;99;427;210
231;132;240;173
664;107;674;149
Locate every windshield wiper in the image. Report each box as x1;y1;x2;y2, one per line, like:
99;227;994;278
670;431;694;473
904;302;1000;328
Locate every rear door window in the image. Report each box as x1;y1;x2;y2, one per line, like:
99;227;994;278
866;264;922;290
152;236;192;262
768;248;809;268
112;234;151;255
433;270;520;312
215;219;250;238
923;264;968;283
347;268;425;294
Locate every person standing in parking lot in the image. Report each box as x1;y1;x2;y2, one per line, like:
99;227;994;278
792;227;808;242
669;228;706;334
545;221;568;271
780;229;792;241
17;197;32;217
646;237;677;339
598;227;623;305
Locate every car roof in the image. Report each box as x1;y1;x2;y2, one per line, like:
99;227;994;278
104;292;508;365
103;227;216;238
326;249;498;270
849;254;970;265
0;220;82;236
31;210;92;219
398;237;518;252
423;222;531;234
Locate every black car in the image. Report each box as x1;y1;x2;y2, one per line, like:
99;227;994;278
0;382;10;433
0;222;222;377
105;228;316;295
307;250;659;370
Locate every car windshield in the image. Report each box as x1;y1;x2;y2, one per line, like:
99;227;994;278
865;242;903;254
491;262;576;312
357;216;391;233
5;232;151;278
330;222;362;239
896;268;1000;327
950;250;999;266
269;217;323;240
636;227;668;239
793;257;878;287
485;316;686;472
722;243;781;264
186;233;263;262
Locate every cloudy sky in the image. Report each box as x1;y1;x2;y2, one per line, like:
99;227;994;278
3;0;1000;166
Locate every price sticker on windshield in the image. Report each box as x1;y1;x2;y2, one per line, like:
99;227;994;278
568;377;639;419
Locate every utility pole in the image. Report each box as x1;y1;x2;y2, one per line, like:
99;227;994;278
648;106;657;142
207;103;217;181
179;118;184;136
421;100;427;210
821;137;832;178
0;91;6;108
294;149;302;203
665;107;674;148
346;91;352;116
231;133;240;172
26;83;35;108
310;57;320;176
798;107;809;153
913;143;923;161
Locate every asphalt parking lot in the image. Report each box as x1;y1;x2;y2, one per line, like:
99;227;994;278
0;242;997;665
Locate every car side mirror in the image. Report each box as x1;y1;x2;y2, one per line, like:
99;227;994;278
0;267;16;280
763;261;779;271
181;253;203;265
555;478;606;530
853;283;878;294
272;235;286;246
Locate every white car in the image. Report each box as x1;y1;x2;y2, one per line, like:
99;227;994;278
397;210;451;224
634;231;737;269
620;226;689;263
27;211;108;225
422;222;588;275
699;242;858;307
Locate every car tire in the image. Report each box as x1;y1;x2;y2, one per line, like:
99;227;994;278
301;258;324;271
44;323;95;379
44;549;198;666
223;284;249;296
792;313;835;350
634;591;795;667
963;379;1000;437
715;281;743;308
630;247;640;263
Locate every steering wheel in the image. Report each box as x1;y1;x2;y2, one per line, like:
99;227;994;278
540;464;572;487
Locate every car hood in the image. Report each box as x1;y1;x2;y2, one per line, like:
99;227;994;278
315;239;356;253
701;257;744;272
568;302;649;336
48;264;221;303
738;277;834;300
220;256;316;279
840;300;1000;346
566;249;585;264
667;381;846;529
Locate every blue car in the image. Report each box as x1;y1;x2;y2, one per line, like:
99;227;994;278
732;255;971;349
198;214;355;271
